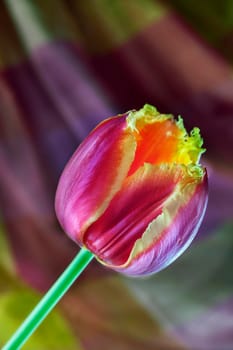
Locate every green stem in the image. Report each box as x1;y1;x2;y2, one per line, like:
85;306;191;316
3;248;94;350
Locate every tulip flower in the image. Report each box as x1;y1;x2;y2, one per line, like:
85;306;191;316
55;104;208;276
3;107;209;350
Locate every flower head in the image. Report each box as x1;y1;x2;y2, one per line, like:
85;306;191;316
55;105;208;276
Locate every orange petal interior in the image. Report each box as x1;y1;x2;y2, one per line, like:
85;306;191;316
128;119;181;176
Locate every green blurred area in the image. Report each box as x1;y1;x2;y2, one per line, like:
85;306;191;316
0;224;79;349
167;0;233;60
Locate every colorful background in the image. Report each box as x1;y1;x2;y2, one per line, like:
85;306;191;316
0;1;233;349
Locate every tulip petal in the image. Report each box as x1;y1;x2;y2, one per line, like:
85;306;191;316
84;162;207;274
55;115;136;242
117;169;208;276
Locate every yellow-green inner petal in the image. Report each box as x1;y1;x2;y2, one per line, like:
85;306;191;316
125;104;205;176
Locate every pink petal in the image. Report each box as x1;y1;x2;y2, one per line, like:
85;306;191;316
55;115;136;243
84;163;206;273
117;172;208;276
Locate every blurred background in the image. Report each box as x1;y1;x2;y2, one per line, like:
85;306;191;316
0;0;233;349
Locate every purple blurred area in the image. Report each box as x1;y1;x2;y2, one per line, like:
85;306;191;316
0;1;233;349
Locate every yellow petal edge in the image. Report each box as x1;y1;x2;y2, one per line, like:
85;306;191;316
126;104;205;179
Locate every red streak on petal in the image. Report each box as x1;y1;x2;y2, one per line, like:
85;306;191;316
84;164;183;266
117;173;208;276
